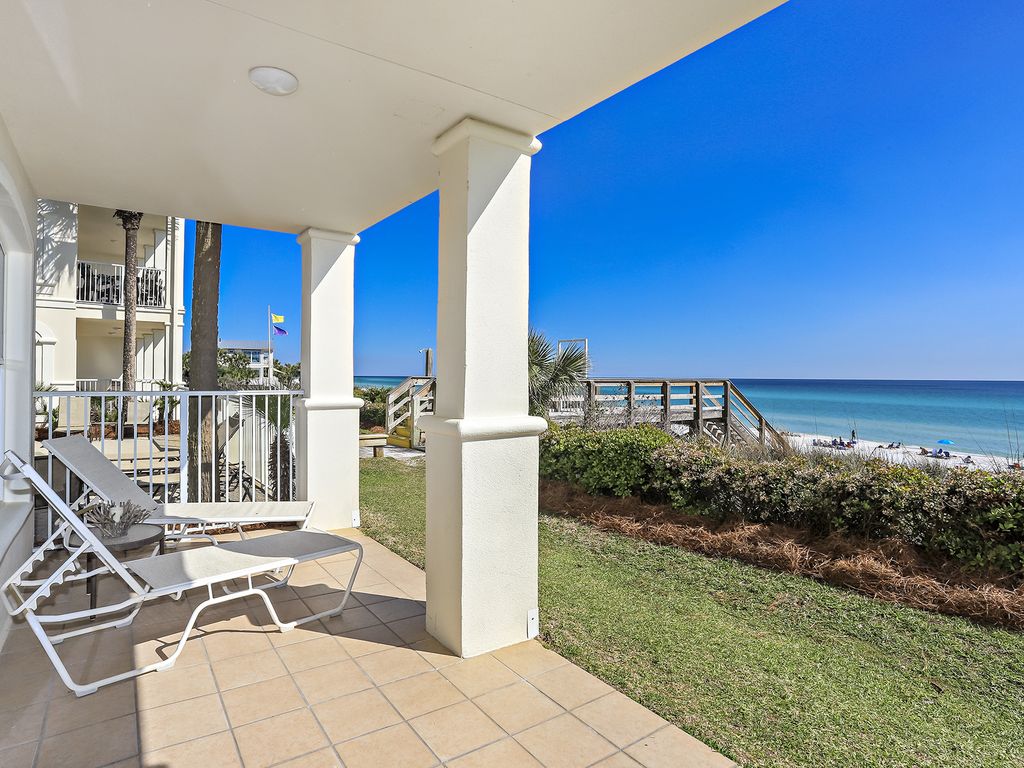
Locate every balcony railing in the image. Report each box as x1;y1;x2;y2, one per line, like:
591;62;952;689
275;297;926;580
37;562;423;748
32;388;301;539
76;261;166;308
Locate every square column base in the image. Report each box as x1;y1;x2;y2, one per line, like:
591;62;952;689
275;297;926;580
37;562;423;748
425;427;542;658
295;399;361;529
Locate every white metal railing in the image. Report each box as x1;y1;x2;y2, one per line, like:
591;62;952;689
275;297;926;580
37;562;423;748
32;388;302;535
74;378;162;392
76;261;166;308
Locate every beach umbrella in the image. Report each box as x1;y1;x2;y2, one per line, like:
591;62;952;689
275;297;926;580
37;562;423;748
937;439;955;446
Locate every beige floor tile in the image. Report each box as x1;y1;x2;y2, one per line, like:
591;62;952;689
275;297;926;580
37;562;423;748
44;681;135;736
291;658;373;705
233;708;331;768
274;748;343;767
411;637;462;670
131;621;207;669
0;742;37;768
137;692;228;752
268;620;331;648
352;582;408;604
221;675;307;727
335;722;438;768
445;738;543;768
440;654;520;698
574;692;668;749
135;661;217;710
515;714;616;768
624;725;736;768
366;597;425;624
386;614;430;644
408;700;504;762
313;687;402;744
474;681;564;734
300;591;354;617
493;641;567;678
356;645;433;685
35;712;138;768
211;648;288;690
593;753;645;767
201;625;274;662
335;623;405;657
531;663;614;710
379;670;465;719
0;661;56;712
277;635;349;673
320;605;381;635
0;701;45;749
140;731;241;768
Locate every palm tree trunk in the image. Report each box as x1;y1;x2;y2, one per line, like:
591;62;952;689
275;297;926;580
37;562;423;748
114;211;143;391
189;221;222;501
114;211;143;433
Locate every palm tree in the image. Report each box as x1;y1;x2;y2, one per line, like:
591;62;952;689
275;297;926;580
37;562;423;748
113;210;143;391
189;221;222;500
528;329;589;417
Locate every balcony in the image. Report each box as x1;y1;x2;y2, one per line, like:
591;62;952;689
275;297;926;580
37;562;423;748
77;261;166;308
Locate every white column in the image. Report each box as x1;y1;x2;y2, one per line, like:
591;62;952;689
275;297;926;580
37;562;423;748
295;229;362;529
420;118;547;658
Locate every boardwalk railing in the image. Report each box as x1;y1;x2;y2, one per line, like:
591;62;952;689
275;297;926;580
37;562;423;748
385;377;435;448
381;376;782;452
550;379;784;450
32;388;301;538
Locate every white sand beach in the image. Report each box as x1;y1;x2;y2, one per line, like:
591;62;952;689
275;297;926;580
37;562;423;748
785;432;1021;474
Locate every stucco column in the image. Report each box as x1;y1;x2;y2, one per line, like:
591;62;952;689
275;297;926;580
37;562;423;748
295;229;362;529
420;118;547;658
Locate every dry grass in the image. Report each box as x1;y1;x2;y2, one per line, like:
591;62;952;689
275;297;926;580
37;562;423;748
540;480;1024;629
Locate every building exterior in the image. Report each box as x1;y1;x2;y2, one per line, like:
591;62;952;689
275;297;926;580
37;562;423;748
219;339;274;380
35;202;185;391
0;0;783;668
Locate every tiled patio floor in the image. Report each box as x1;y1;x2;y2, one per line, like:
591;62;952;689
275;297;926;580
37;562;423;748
0;528;733;768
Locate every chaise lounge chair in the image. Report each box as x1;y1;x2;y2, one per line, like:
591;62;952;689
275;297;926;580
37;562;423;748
1;448;363;697
42;435;314;541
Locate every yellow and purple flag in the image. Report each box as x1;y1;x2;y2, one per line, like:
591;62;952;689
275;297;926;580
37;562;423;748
271;313;285;323
273;325;288;336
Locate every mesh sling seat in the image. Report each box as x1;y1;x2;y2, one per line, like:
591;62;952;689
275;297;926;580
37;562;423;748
1;450;363;697
42;435;314;540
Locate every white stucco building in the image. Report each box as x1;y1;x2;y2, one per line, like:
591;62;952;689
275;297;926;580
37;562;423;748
35;201;185;391
0;0;784;665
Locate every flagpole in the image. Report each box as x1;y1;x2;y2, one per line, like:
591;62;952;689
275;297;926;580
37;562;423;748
267;304;272;382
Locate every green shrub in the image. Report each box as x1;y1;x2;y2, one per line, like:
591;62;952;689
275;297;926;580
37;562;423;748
360;401;386;430
539;424;673;497
540;428;1024;576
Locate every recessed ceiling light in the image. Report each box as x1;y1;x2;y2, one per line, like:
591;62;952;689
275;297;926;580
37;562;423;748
248;66;298;96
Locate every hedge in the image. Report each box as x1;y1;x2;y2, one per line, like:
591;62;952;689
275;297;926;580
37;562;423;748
539;425;1024;577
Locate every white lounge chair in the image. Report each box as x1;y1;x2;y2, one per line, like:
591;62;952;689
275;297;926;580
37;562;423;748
1;448;363;696
42;435;314;540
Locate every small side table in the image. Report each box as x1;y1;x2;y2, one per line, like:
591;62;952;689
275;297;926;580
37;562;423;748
71;523;166;613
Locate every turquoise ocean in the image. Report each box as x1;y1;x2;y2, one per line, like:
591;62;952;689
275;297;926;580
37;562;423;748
355;376;1024;459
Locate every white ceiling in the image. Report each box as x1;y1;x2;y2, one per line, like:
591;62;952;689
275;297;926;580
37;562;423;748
0;0;783;235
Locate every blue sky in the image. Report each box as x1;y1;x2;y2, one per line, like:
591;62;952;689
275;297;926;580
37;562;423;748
184;0;1024;380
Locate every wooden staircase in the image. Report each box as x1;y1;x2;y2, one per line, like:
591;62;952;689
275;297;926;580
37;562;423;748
385;377;435;449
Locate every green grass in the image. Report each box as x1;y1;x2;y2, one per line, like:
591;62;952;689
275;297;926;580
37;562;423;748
359;458;1024;768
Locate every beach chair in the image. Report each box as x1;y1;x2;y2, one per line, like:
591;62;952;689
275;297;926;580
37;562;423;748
41;435;314;540
0;448;363;696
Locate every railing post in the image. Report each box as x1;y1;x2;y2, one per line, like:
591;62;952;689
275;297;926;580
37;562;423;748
693;381;704;439
588;380;597;425
626;381;636;426
722;380;732;446
179;393;189;503
661;381;671;431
